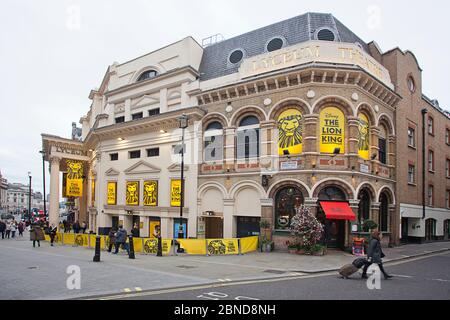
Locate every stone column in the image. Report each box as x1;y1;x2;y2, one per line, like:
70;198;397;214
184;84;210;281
370;127;380;174
303;114;319;169
223;199;234;238
260;121;276;172
261;199;274;241
124;98;132;122
388;135;396;179
348;199;360;248
160;216;172;239
371;202;380;229
224;127;236;170
160;88;168;113
49;157;60;228
140;216;149;238
347;116;360;171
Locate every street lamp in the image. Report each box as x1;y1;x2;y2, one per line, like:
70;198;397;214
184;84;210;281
178;114;188;244
39;151;47;218
28;172;32;224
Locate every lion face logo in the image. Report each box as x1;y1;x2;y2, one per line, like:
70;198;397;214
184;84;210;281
278;113;303;149
144;239;158;254
126;183;139;205
208;240;226;255
358;118;369;151
144;182;157;206
67;161;83;179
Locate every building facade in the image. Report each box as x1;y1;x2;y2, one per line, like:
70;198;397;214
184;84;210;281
41;12;449;248
0;171;7;213
6;183;34;214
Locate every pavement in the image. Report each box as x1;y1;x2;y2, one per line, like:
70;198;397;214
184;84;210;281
0;233;449;300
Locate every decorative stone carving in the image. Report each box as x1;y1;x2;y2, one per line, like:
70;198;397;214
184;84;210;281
307;90;316;99
351;92;359;101
263;98;272;106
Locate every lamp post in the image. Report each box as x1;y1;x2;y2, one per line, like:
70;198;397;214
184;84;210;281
178;114;188;244
39;151;47;218
28;172;32;224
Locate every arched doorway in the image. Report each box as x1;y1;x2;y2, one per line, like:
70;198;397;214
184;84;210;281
317;186;348;249
425;218;437;241
358;189;371;223
444;220;450;241
274;187;304;231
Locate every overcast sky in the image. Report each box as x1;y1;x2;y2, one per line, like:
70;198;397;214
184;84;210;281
1;0;449;195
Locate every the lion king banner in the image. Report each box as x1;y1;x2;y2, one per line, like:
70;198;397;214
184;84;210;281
143;181;158;206
107;182;117;205
207;239;239;255
320;106;345;154
278;108;303;156
170;180;182;207
358;113;370;160
66;160;84;197
126;181;139;206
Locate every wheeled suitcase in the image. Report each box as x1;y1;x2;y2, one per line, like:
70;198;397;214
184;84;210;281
339;264;359;279
352;258;370;269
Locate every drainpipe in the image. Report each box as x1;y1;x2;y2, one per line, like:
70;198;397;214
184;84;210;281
421;108;428;220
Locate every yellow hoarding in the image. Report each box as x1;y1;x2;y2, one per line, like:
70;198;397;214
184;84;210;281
126;181;139;206
278;109;303;156
358;113;370;160
207;239;239;255
66;160;84;197
143;238;172;255
320;107;345;154
143;181;158;206
170;180;182;207
240;236;259;254
107;182;117;205
178;239;207;255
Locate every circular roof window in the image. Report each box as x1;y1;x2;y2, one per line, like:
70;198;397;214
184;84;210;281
266;37;284;52
229;50;244;64
317;29;335;41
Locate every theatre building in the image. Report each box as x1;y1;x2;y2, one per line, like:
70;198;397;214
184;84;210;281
41;12;448;249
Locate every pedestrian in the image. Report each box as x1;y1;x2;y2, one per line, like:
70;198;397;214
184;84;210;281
113;226;129;255
0;220;6;239
30;223;45;248
18;221;24;237
10;221;17;238
108;228;116;253
362;231;393;280
49;224;57;246
5;221;11;239
131;223;139;238
73;221;80;234
81;221;87;234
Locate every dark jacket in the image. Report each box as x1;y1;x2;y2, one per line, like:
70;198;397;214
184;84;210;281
131;228;139;238
367;237;385;264
30;225;45;241
115;229;127;243
0;222;6;232
108;230;116;244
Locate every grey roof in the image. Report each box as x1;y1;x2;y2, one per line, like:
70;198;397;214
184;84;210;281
199;12;369;81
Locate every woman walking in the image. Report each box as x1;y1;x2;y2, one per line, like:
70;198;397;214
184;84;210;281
49;224;58;246
30;223;45;248
18;221;24;237
5;221;11;239
362;231;393;280
10;221;17;238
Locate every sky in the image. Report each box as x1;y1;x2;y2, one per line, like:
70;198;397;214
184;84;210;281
1;0;450;195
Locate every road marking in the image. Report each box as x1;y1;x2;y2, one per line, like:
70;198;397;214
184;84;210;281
123;288;132;293
135;287;143;292
431;279;450;283
391;274;413;278
217;279;232;282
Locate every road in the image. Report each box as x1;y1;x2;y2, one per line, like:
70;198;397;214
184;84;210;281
101;252;450;300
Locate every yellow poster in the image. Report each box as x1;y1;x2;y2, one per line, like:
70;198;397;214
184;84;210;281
170;180;182;207
66;160;84;197
143;238;172;255
178;239;207;255
358;113;370;160
126;181;139;206
143;181;158;206
91;180;96;207
107;182;117;205
207;239;239;255
240;236;259;254
149;221;161;239
320;107;345;154
62;173;67;198
278;109;303;156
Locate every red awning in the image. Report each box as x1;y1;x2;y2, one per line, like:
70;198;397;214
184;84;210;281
320;201;356;221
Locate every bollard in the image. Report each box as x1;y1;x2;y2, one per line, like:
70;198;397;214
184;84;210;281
128;235;135;259
93;236;101;262
157;236;163;257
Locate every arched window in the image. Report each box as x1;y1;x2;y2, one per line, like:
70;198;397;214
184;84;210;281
378;124;388;165
237;116;260;159
357;113;370;160
358;189;371;222
379;192;389;232
137;70;159;82
204;121;223;162
275;187;304;230
318;186;347;201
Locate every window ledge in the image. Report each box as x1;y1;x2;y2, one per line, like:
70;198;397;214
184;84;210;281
408;183;417;187
408;145;417;150
429;170;435;174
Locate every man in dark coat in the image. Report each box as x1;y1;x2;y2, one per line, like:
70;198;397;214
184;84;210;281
30;223;45;248
108;228;116;253
49;224;58;246
113;226;129;254
362;231;393;280
0;220;6;239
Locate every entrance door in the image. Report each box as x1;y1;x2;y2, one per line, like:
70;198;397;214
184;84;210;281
237;217;260;238
401;218;409;243
132;216;140;237
425;219;436;241
444;220;450;240
174;219;188;239
205;217;223;238
112;216;119;230
325;220;345;249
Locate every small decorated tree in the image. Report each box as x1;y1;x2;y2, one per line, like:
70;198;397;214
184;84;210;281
289;205;324;253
